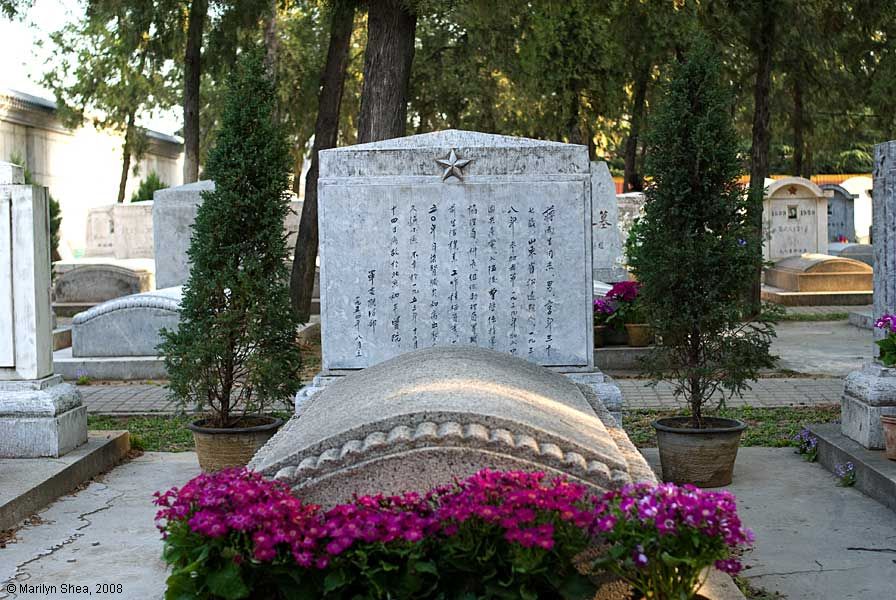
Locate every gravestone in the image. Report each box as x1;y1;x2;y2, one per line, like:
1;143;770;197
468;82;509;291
591;162;626;282
296;130;621;421
318;130;596;370
71;286;182;357
822;184;857;243
53;260;154;305
112;202;154;258
615;192;645;253
152;181;304;289
762;177;831;261
84;205;115;257
841;141;896;449
0;162;86;457
251;346;653;506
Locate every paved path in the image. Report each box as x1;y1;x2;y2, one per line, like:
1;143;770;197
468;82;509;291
617;376;843;410
79;376;844;414
782;304;868;316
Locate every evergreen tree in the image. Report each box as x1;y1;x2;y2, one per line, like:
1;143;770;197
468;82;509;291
627;41;776;428
159;49;301;427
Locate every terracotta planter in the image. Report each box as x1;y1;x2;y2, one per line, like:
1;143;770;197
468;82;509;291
882;416;896;461
188;416;283;472
603;327;629;346
594;324;606;348
625;323;653;347
652;417;747;487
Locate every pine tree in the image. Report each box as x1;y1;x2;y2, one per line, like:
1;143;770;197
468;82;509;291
159;49;301;427
627;41;776;428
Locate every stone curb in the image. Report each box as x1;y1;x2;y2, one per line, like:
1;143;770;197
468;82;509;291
809;422;896;513
0;430;130;531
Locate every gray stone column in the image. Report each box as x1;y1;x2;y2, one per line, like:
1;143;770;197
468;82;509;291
0;161;86;457
841;141;896;449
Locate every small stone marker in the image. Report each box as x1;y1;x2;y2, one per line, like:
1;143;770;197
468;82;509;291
318;130;596;370
762;177;832;261
0;161;86;457
841;141;896;449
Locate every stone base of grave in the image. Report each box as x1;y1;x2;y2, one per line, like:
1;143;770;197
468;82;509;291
0;375;87;458
760;284;873;306
849;308;874;330
841;363;896;450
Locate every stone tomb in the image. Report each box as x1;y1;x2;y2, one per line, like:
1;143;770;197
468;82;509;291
71;287;182;357
822;184;858;243
318;130;597;371
764;254;872;292
762;177;832;261
0;162;85;457
84;203;154;259
251;346;653;506
53;258;155;308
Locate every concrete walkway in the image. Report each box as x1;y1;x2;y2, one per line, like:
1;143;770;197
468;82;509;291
641;448;896;600
0;453;199;599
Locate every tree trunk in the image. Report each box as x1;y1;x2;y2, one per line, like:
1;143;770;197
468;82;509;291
623;60;650;192
117;111;136;203
357;0;417;143
263;0;280;77
792;74;806;177
747;3;776;315
182;0;207;184
290;0;356;321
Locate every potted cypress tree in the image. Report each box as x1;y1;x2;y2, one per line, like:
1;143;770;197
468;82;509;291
158;49;301;472
627;42;776;487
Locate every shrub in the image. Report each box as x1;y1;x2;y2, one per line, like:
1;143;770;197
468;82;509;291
625;41;776;428
155;469;753;599
131;170;167;202
157;49;301;427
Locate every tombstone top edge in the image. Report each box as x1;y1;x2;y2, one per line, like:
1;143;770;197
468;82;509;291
325;130;586;153
0;162;25;185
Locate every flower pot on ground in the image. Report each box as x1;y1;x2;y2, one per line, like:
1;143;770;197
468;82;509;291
881;415;896;461
594;324;606;348
652;417;747;487
624;323;653;347
188;416;283;472
158;50;301;473
624;43;776;487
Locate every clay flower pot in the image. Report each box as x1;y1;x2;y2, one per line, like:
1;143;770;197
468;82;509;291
188;416;283;472
624;323;653;347
594;324;607;348
881;415;896;461
652;416;747;487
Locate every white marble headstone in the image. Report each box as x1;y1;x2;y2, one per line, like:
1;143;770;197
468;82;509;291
318;130;595;370
762;177;831;261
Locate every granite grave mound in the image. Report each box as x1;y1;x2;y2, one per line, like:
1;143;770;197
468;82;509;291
251;346;654;507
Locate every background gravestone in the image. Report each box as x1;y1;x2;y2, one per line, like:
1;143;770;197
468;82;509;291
0;161;86;457
822;184;857;243
318;130;595;371
591;162;626;282
762;177;832;261
840;140;896;449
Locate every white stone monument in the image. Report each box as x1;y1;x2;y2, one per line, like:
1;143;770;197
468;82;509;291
762;177;832;261
305;130;621;418
590;162;626;282
0;162;86;457
840;141;896;449
822;184;857;243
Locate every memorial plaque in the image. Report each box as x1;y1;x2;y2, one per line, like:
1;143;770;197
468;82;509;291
318;130;594;370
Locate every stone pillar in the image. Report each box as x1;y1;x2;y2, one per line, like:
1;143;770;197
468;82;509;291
840;141;896;449
0;161;87;457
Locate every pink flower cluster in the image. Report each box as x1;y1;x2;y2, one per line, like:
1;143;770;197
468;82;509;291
606;281;640;303
874;313;896;334
593;298;615;316
155;469;752;576
595;482;754;574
